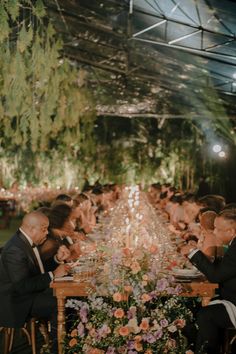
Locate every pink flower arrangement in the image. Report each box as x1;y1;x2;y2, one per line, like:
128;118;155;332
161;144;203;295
64;245;193;353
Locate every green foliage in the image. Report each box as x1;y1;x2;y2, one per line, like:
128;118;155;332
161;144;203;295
0;4;10;43
5;0;20;21
0;1;96;154
0;1;233;194
32;0;46;18
17;23;33;53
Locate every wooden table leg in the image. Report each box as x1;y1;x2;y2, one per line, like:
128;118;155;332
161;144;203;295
57;296;66;354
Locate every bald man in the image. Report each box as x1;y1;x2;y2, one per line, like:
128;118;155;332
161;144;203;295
0;211;70;353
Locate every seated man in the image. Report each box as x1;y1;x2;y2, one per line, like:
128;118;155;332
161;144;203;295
0;210;70;353
181;211;236;354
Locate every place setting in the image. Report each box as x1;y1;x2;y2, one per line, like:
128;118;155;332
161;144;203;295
171;267;204;282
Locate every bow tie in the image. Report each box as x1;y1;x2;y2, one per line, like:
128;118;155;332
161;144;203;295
32;244;37;248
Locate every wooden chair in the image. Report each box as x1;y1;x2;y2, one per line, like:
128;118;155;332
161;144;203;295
0;327;13;354
0;318;49;354
222;327;236;354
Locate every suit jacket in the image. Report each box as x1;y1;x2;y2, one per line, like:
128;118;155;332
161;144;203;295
190;237;236;305
0;230;56;327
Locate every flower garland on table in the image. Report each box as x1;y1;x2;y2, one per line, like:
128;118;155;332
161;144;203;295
64;246;193;354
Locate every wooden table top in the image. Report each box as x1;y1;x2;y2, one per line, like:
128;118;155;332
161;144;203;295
51;277;218;298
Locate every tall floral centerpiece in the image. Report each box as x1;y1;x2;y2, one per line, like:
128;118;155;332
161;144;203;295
64;186;193;353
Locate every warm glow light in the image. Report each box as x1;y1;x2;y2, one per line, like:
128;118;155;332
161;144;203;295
218;151;226;158
212;144;222;153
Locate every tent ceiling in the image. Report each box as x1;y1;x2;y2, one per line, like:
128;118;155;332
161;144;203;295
44;0;236;120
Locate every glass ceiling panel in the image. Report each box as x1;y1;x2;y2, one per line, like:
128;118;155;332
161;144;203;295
203;32;235;50
170;31;203;50
210;41;236;57
134;0;163;16
132;10;167;40
159;0;199;26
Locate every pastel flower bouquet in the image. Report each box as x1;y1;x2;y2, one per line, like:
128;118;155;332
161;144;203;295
64;246;193;353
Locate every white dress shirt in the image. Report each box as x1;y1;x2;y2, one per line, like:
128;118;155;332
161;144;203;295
19;227;45;274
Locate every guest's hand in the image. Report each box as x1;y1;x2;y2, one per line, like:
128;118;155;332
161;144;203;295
177;222;187;230
70;243;81;257
186;239;198;247
57;245;71;262
180;243;197;256
53;264;70;278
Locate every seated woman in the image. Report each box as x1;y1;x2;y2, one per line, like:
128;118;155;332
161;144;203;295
167;194;186;234
73;193;97;234
39;203;81;265
147;183;162;208
182;193;201;227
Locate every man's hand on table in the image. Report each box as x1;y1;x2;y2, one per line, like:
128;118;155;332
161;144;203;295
53;263;71;278
180;241;198;257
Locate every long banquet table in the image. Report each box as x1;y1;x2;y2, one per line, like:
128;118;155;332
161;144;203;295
51;278;218;354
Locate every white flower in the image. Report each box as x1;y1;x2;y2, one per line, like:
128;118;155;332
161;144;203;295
127;318;141;334
168;324;177;333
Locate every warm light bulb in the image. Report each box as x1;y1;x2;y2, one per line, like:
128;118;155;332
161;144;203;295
218;151;226;158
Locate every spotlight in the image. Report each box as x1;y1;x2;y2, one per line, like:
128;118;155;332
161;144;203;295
212;144;222;153
218;151;226;158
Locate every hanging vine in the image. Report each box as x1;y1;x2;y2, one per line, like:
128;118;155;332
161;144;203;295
0;0;95;153
0;1;233;196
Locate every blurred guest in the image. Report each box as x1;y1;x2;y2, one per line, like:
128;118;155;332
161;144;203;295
197;208;223;260
9;180;19;194
147;183;162;208
198;194;225;213
196;176;211;198
52;193;73;208
182;194;201;226
158;183;171;209
221;203;236;214
73;193;97;234
168;194;186;233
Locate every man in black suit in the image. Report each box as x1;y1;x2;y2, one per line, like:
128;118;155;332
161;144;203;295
181;210;236;354
0;210;70;353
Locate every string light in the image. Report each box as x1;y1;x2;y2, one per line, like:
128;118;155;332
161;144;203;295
212;144;222;153
218;151;226;158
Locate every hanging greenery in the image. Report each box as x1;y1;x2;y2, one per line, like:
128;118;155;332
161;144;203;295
0;0;96;153
0;1;235;201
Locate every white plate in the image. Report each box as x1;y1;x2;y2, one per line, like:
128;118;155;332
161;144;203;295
172;268;202;278
54;276;73;281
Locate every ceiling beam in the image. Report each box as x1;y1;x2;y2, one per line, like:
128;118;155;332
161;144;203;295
132;37;236;66
96;112;236;119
